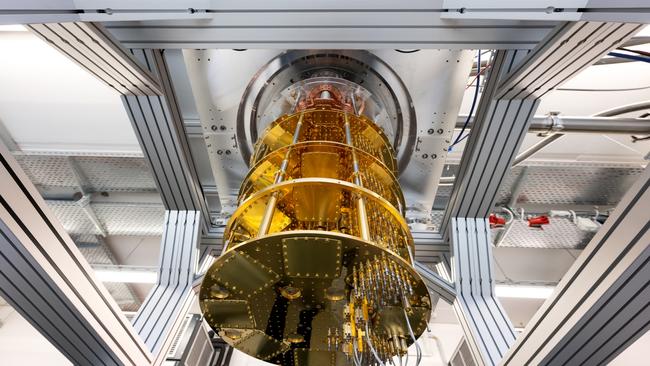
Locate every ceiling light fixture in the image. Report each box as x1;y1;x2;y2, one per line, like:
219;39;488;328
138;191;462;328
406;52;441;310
93;266;158;284
0;25;27;32
495;284;555;299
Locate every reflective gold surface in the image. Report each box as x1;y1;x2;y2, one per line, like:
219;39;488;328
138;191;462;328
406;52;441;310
200;96;431;366
240;142;405;212
251;109;396;173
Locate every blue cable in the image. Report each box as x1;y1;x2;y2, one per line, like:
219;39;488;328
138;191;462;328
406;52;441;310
607;51;650;64
449;49;481;152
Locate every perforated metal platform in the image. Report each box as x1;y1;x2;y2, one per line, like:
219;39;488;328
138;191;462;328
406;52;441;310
75;234;141;311
47;201;165;236
495;163;644;206
15;155;158;193
493;217;595;249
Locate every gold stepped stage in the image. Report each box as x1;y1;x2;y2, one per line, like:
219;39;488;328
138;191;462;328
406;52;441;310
200;98;431;366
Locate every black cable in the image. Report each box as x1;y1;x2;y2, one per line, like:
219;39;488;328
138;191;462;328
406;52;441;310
395;49;421;54
608;51;650;64
618;47;650;58
449;49;481;151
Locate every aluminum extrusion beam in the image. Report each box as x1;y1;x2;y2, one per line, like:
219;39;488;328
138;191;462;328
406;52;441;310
132;210;200;365
27;22;161;96
0;142;152;365
1;1;554;49
442;49;537;234
451;218;516;366
442;1;650;23
443;21;641;232
104;16;554;50
122;49;212;233
441;21;641;366
414;261;457;304
0;1;212;24
502;165;650;366
497;22;644;100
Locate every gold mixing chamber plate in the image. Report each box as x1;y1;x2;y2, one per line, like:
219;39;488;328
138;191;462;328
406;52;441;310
200;231;431;366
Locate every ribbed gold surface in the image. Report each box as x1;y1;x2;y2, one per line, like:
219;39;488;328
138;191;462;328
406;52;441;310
200;104;430;366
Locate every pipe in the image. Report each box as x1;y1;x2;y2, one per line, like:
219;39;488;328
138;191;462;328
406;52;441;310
511;133;564;167
258;112;304;237
344;113;371;241
593;101;650;118
455;115;650;134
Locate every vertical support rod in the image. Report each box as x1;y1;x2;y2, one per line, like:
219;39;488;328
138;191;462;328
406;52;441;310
258;113;304;237
344;113;370;241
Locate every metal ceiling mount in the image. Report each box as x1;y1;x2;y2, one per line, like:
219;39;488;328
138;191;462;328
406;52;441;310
236;50;417;172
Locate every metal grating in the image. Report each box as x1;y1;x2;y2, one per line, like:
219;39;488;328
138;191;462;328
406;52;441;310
75;235;142;311
14;155;77;188
15;155;157;193
496;164;644;206
167;314;194;358
75;157;158;192
430;210;446;231
46;201;165;236
434;163;644;211
93;203;165;236
48;201;99;235
494;217;595;249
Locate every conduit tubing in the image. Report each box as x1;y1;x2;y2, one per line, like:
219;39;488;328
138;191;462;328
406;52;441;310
456;115;650;134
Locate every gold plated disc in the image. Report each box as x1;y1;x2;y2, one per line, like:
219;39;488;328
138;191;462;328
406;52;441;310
200;89;431;366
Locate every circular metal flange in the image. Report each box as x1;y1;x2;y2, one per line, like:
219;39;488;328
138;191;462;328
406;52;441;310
236;50;417;173
200;230;431;366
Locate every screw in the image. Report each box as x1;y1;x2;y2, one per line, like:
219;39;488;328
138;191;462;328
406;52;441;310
431;154;437;159
427;128;434;135
422;154;428;159
225;150;231;155
211;125;218;131
217;150;223;155
220;125;227;131
437;129;444;134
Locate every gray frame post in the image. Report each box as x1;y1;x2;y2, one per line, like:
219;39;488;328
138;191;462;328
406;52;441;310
132;210;201;365
122;48;213;233
0;141;152;365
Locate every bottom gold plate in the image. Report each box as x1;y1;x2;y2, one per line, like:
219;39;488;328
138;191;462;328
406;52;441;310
200;231;431;366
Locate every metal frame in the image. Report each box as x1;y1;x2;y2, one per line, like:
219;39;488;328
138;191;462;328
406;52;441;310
0;141;152;365
441;1;650;23
502;165;650;366
103;15;554;50
443;22;643;232
27;22;161;95
450;218;517;366
122;49;213;233
441;21;643;366
414;261;457;304
456;115;650;135
1;6;648;364
132;210;201;365
442;48;536;237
